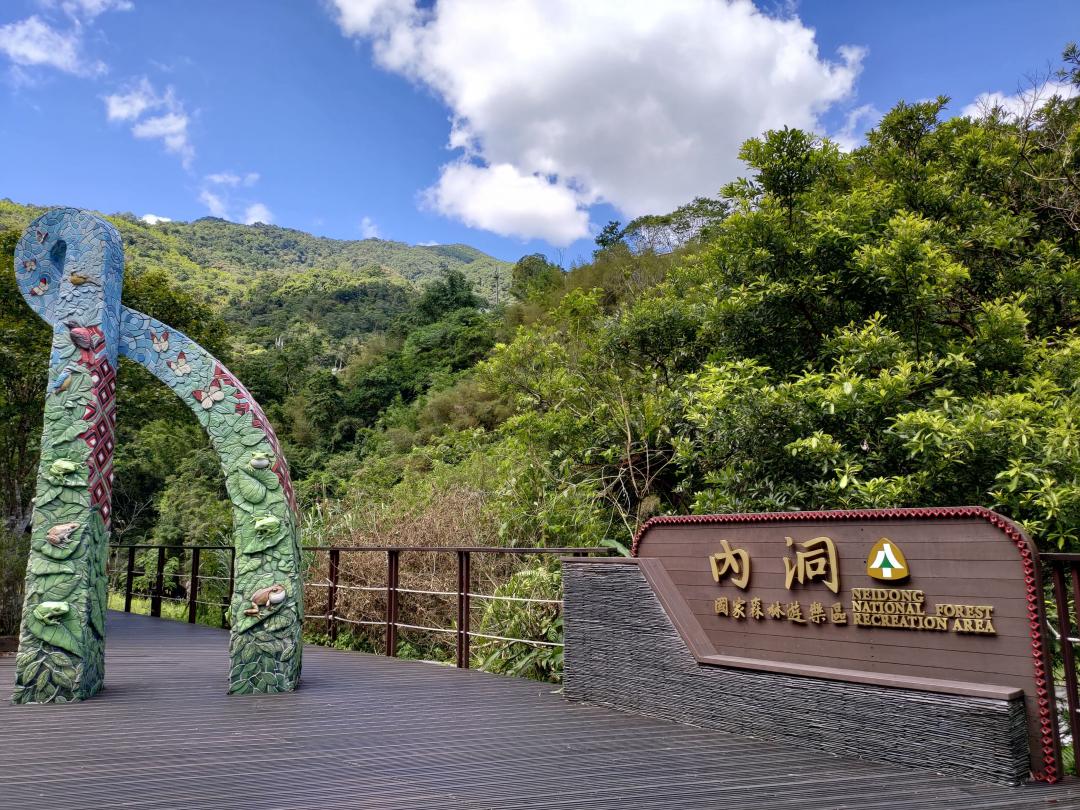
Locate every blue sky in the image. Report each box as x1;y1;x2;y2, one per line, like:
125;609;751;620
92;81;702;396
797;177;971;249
0;0;1076;265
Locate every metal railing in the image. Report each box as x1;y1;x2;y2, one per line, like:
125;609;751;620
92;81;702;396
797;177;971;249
305;545;610;668
1042;553;1080;774
105;543;611;669
107;544;236;627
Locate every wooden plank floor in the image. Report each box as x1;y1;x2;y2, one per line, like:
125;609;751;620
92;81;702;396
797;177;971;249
2;612;1080;810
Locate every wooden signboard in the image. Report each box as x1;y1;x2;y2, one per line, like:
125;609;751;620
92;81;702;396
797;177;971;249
631;507;1059;782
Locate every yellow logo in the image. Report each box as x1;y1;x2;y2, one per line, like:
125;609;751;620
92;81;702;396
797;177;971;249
866;537;909;582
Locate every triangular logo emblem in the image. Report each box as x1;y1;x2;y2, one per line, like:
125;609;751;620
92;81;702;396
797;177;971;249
866;537;910;582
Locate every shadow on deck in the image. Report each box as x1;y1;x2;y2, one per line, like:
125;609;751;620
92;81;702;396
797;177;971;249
2;611;1080;810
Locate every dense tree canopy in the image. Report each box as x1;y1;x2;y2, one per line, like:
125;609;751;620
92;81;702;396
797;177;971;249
458;48;1080;554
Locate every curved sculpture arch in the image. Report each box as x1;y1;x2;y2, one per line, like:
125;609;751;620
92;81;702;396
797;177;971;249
13;208;303;702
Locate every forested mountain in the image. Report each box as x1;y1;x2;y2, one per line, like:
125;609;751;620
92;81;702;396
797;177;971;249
4;47;1080;677
0;194;506;565
0;199;512;303
153;217;511;303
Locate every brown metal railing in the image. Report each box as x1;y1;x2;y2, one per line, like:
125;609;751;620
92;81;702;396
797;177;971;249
106;544;611;668
1042;552;1080;774
303;545;610;668
107;544;236;627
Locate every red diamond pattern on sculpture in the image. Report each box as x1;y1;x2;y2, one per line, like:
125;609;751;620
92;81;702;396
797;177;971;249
80;347;117;528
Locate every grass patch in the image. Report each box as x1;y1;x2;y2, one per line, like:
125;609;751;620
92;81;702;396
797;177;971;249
1062;742;1076;777
107;593;196;623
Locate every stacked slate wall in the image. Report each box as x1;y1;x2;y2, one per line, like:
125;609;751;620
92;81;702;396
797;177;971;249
562;560;1030;786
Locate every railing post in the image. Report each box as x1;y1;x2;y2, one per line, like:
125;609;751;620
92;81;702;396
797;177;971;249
327;548;340;644
188;547;200;624
124;546;135;613
1071;565;1080;777
457;549;471;668
223;547;235;628
386;549;399;657
1052;562;1080;775
150;546;166;617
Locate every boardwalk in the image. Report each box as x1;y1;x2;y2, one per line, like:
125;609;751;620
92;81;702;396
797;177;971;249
2;612;1080;810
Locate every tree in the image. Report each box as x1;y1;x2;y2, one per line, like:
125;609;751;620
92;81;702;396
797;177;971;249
0;230;50;533
413;268;482;324
733;126;839;228
510;254;562;302
622;197;729;254
593;220;624;255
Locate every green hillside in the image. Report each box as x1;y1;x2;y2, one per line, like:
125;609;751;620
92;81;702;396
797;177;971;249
155;217;511;302
0;199;511;304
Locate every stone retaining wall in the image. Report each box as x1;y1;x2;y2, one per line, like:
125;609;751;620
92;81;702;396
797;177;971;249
562;560;1031;785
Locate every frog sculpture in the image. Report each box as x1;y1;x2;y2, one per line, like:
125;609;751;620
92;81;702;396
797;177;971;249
32;602;70;624
244;584;288;616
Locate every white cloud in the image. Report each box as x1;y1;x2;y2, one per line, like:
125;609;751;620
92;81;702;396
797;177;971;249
105;76;157;121
103;79;194;166
330;0;863;243
833;104;881;152
140;213;172;225
359;215;381;239
132;110;192;165
206;171;260;187
199;189;228;218
244;203;273;225
418;240;440;246
962;81;1080;119
48;0;133;20
334;0;417;36
0;15;103;76
132;112;186;140
423;161;589;244
198;173;266;221
0;1;129;78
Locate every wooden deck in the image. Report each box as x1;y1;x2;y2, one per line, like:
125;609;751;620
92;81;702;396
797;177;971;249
2;612;1080;809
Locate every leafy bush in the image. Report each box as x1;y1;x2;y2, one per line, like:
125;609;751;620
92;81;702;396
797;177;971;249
0;528;29;637
474;565;564;682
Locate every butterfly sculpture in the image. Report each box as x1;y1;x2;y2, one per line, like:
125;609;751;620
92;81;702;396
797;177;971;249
192;380;225;410
167;350;192;377
29;276;49;296
151;330;170;353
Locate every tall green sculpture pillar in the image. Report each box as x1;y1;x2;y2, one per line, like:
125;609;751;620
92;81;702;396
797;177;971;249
12;209;122;702
13;208;303;703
